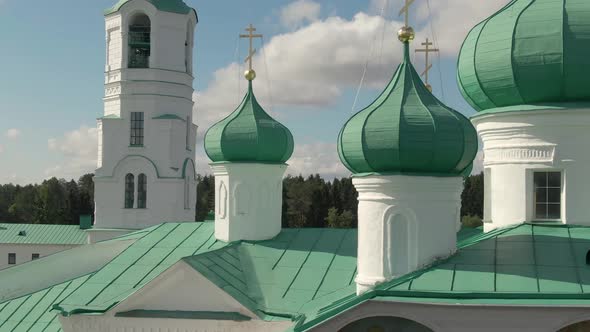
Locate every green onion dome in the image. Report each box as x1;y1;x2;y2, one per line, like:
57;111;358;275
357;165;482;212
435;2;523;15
204;81;294;164
458;0;590;112
338;43;478;176
105;0;193;15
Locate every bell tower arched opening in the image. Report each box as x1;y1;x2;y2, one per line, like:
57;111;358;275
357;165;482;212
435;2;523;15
128;13;151;68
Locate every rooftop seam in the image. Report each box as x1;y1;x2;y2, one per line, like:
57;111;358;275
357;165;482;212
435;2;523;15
25;279;75;332
15;288;52;331
132;223;204;288
311;231;349;300
566;227;584;293
0;293;31;330
190;228;216;256
84;224;177;306
531;225;541;293
282;229;325;299
272;229;301;270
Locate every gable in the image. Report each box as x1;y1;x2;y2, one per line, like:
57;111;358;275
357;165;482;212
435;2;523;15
113;260;258;317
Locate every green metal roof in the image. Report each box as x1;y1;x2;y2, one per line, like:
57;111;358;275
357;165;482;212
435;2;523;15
54;222;230;316
3;222;590;331
152;114;186;121
338;42;478;175
297;223;590;331
458;0;590;112
105;0;193;16
0;230;146;332
0;223;87;245
204;81;294;164
0;274;91;332
183;228;358;320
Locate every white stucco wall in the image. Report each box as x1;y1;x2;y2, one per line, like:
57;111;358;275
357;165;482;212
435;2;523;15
95;0;198;230
211;163;287;242
472;108;590;231
312;300;590;332
0;243;78;270
353;175;463;295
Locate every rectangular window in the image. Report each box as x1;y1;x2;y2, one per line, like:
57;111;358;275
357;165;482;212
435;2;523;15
534;171;561;220
32;253;40;260
130;112;144;146
8;253;15;265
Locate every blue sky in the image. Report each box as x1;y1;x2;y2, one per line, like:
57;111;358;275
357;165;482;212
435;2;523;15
0;0;507;184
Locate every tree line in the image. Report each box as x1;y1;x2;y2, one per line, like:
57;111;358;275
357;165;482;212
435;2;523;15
0;173;484;228
198;173;485;229
0;174;94;225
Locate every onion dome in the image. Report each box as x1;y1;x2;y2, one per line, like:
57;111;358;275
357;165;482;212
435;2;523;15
105;0;193;15
204;80;294;164
458;0;590;112
338;41;478;176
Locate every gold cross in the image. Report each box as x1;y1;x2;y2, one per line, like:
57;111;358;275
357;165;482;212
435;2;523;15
398;0;415;27
239;24;263;71
415;38;439;86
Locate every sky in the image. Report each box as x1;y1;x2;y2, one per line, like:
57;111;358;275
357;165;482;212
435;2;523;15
0;0;509;185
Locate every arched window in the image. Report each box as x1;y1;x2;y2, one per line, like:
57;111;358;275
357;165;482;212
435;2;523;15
124;174;135;209
128;13;151;68
137;174;147;209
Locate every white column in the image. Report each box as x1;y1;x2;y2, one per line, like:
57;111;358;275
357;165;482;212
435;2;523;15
353;175;463;295
211;163;287;242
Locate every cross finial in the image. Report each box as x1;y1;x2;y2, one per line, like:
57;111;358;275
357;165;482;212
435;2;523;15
415;37;439;91
399;0;415;27
239;24;263;80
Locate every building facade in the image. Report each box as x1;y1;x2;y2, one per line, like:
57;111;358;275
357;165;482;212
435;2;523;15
94;0;198;231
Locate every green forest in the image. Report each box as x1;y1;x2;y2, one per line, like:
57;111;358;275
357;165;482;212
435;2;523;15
0;173;484;228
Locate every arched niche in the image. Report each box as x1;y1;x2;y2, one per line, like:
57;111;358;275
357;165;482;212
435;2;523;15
383;207;417;278
218;181;228;219
339;316;434;332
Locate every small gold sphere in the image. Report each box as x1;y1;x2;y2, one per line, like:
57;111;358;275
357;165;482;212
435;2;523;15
397;26;415;43
425;83;433;92
244;69;257;81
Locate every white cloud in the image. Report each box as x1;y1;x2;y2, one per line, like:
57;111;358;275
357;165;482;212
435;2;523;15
46;126;98;179
287;142;349;179
414;0;507;54
280;0;321;29
0;144;4;153
195;13;404;136
5;128;21;140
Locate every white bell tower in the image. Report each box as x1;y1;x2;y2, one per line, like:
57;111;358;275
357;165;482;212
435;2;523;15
93;0;198;233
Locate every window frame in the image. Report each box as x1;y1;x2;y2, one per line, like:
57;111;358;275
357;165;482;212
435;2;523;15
32;253;40;260
128;13;151;69
125;173;135;209
8;253;16;265
532;170;562;222
137;173;147;209
130;112;144;147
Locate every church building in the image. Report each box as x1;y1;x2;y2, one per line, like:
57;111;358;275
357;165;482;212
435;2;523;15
1;0;590;331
